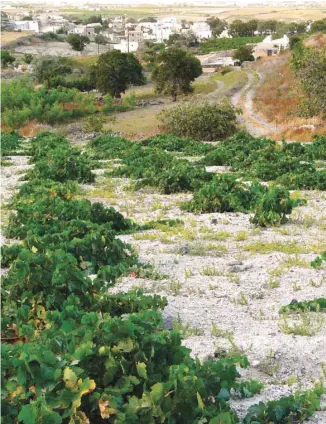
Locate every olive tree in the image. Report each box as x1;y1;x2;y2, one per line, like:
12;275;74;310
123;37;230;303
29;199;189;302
151;48;202;101
95;50;145;98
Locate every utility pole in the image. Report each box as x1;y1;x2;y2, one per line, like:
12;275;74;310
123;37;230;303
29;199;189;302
127;29;130;53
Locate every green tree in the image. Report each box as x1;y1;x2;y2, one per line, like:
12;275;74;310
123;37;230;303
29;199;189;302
167;32;199;49
24;53;33;64
232;46;254;63
1;50;15;68
143;41;165;70
94;34;107;54
93;25;102;34
289;35;302;50
152;48;202;101
67;34;90;51
310;18;326;33
95;50;145;98
207;16;227;37
292;45;326;118
33;56;72;88
257;19;278;35
85;15;102;24
230;19;258;37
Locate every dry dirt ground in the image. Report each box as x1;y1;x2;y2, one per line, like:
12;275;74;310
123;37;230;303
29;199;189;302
14;40;110;57
84;164;326;421
1;31;30;47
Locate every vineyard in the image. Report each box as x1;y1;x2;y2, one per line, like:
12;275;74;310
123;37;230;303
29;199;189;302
1;131;326;423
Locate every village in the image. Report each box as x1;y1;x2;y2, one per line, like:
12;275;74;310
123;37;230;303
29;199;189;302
1;4;309;66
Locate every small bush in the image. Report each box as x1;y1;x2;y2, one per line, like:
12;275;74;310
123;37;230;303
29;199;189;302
158;101;239;141
39;32;65;42
141;134;213;155
87;134;132;159
251;186;297;227
29;146;95;183
221;66;232;75
83;115;105;133
182;174;255;213
182;175;296;226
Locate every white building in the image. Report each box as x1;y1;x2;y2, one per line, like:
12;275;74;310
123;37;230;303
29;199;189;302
68;24;97;39
125;29;143;43
253;34;289;59
137;18;178;43
113;39;139;53
197;50;239;71
13;20;40;33
190;22;212;40
219;29;232;38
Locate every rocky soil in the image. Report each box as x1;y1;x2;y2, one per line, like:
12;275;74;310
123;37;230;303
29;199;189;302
2;145;326;421
83;168;326;421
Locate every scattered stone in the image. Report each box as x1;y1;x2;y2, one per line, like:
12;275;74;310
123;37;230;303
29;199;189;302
228;264;252;273
162;314;174;330
136;99;164;107
290;299;298;305
178;244;190;255
211;218;218;225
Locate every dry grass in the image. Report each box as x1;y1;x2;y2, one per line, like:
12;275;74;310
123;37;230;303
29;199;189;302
253;53;326;141
19;121;47;137
104;107;162;139
304;32;326;49
1;31;30;45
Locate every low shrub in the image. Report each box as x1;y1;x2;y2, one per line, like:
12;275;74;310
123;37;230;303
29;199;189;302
181;174;255;213
1;132;22;156
203;132;326;190
251;186;298;227
141;133;213;155
113;145;212;193
280;298;326;313
158;100;239;141
28;146;95;183
83;114;105;133
87;134;133;159
182;175;297;226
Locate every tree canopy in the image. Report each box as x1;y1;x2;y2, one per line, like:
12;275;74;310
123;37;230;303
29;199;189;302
1;50;15;68
67;34;90;51
232;46;254;63
310;18;326;34
95;50;145;97
33;56;72;88
292;43;326;118
206;17;227;37
230;19;258;37
152;47;202;101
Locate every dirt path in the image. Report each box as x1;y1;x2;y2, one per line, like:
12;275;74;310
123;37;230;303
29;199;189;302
231;56;289;138
231;71;278;137
205;80;225;103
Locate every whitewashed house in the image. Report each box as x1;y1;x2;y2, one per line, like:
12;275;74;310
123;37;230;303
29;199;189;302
137;19;176;43
113;39;139;53
253;34;289;59
190;22;212;40
197;50;239;72
13;20;40;33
